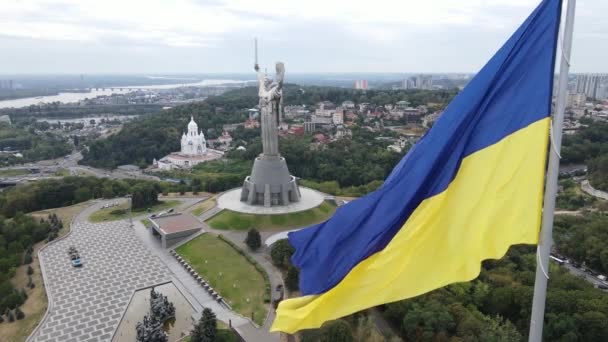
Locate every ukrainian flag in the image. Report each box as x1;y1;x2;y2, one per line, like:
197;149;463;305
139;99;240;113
271;0;563;334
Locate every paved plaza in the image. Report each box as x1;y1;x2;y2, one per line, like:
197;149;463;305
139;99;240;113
30;205;171;342
29;199;278;342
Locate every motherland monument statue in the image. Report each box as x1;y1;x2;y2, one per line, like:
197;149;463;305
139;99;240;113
240;39;301;207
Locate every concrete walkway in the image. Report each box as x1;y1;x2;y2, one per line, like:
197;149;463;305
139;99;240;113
581;179;608;201
130;198;281;341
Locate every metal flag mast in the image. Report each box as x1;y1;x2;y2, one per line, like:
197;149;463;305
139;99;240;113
529;0;576;341
254;37;258;66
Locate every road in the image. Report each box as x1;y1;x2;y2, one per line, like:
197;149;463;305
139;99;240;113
555;259;608;290
0;150;159;184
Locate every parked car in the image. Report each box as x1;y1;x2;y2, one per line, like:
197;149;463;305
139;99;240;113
68;246;83;267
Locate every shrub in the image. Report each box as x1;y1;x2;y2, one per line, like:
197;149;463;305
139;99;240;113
7;310;14;322
110;209;127;216
27;265;34;275
245;228;262;251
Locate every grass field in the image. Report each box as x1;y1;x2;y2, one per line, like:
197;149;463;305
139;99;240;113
190;198;216;216
0;168;30;177
207;201;336;231
88;200;180;222
0;201;92;342
176;234;268;326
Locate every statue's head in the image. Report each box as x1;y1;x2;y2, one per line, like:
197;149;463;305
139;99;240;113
263;77;273;89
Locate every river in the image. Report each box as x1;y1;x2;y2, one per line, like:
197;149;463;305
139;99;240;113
0;79;251;109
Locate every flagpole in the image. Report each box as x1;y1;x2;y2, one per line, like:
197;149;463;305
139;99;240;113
528;0;576;341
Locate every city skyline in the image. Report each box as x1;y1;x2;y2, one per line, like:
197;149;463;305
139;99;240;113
0;0;606;74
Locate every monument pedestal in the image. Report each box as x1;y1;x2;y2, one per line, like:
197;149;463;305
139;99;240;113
240;155;301;207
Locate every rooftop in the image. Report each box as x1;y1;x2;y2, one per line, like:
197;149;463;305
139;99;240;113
150;213;203;235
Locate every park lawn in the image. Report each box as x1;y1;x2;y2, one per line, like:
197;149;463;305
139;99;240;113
190;198;216;216
88;200;180;222
30;201;93;236
176;234;268;326
0;201;92;342
207;201;336;231
0;168;30;177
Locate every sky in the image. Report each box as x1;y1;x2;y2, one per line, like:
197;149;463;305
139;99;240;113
0;0;606;74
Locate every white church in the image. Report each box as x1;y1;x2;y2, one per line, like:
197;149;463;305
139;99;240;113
154;116;223;170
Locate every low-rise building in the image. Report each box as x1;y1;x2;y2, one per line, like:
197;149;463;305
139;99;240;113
332;112;344;125
149;213;204;248
155;117;223;170
244;118;260;129
342;101;355;109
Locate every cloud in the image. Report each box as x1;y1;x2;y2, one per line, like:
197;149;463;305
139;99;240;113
0;0;605;73
0;0;541;45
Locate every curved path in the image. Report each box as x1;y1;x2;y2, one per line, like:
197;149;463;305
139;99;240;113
30;198;274;342
581;179;608;201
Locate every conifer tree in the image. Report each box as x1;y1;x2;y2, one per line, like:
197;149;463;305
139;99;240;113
190;308;217;342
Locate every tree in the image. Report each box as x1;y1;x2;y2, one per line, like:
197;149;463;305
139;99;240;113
402;299;455;340
191;178;203;194
285;266;299;292
270;239;295;268
131;183;159;209
15;307;24;320
320;320;354;342
23;252;33;265
245;228;261;251
191;308;217;342
478;315;521;342
7;310;14;322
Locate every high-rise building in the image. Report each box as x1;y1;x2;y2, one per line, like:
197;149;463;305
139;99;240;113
403;78;416;89
575;74;608;100
355;80;368;90
416;75;433;90
402;75;433;90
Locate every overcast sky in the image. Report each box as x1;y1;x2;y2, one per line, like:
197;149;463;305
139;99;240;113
0;0;605;74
